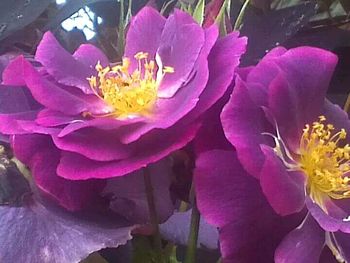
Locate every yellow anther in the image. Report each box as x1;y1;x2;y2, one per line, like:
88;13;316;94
163;66;175;73
299;116;350;206
87;52;174;118
134;52;148;60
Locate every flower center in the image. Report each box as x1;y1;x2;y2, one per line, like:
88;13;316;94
299;116;350;205
88;52;174;118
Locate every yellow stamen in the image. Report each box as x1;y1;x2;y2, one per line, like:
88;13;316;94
299;116;350;207
87;52;174;118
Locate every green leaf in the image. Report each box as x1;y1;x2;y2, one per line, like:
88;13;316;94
193;0;205;25
215;0;229;36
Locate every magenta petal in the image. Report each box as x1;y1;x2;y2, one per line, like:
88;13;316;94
3;56;95;115
0;111;37;135
260;145;306;216
57;121;201;179
275;214;325;263
34;32;98;94
306;198;350;233
124;7;165;70
157;10;206;98
221;77;271;177
73;44;109;68
334;232;350;262
118;25;217;144
52;128;131;161
267;47;337;150
102;158;174;223
195;149;305;262
185;31;247;122
35;109;76;127
12;134;104;211
195;150;265;227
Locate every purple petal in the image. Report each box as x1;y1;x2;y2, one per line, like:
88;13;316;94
0;86;32;113
35;109;76;127
3;56;100;115
73;44;109;68
156;9;206;98
275;214;325;263
52;128;131;161
124;7;165;70
306;198;350;233
0;199;133;263
267;47;338;151
195;149;305;262
57;121;201;179
34;32;100;94
260;145;306;216
334;231;350;262
221;77;272;177
160;209;219;249
12;134;104;211
102;158;174;223
0;111;38;135
184;31;247;122
118;25;217;144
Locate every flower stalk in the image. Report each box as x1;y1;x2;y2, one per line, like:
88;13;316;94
143;167;164;263
184;185;201;263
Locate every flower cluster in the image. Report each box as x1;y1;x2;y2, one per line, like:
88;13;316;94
1;3;350;263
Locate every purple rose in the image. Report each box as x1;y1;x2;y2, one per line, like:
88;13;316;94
197;46;350;262
0;7;246;209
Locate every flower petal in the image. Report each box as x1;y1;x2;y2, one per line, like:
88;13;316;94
57;121;201;179
221;76;272;177
306;198;350;233
34;32;99;94
0;199;133;263
124;6;166;70
260;145;306;216
73;44;109;68
3;56;97;115
12;134;104;211
267;47;338;151
102;158;174;223
275;214;325;263
195;149;305;262
157;9;206;98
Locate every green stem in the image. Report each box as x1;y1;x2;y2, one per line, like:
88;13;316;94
234;0;250;31
143;167;164;262
344;93;350;113
184;186;201;263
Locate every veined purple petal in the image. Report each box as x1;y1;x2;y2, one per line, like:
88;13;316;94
118;25;217;144
73;44;109;68
57;121;201;179
306;198;350;233
52;128;131;162
157;9;206;98
0;199;134;263
184;31;247;123
267;47;337;151
3;56;99;115
35;109;77;127
124;7;166;71
102;158;174;223
221;77;272;177
260;145;306;216
195;149;305;262
275;214;325;263
34;32;100;94
12;134;104;211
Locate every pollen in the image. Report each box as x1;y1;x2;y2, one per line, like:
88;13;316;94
299;115;350;206
87;52;173;118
